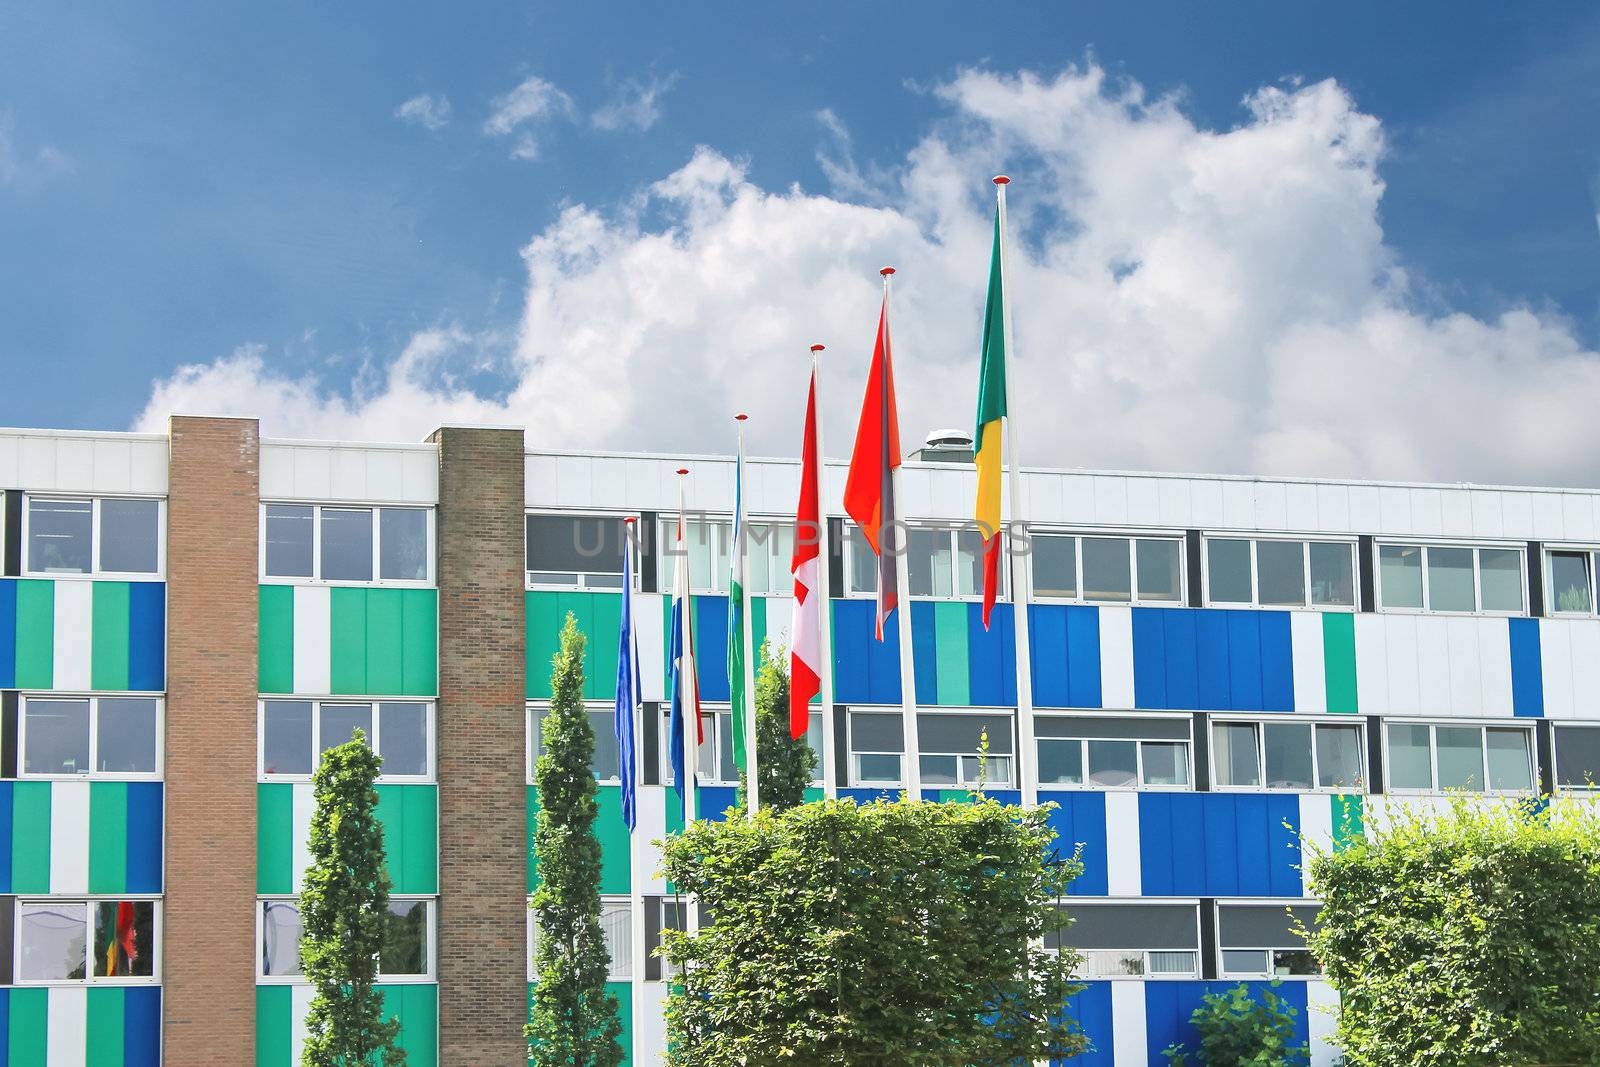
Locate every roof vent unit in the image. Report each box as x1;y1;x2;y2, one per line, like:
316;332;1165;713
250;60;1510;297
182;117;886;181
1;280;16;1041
911;428;975;465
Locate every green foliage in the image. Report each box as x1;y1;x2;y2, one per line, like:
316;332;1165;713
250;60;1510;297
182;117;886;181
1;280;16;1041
659;795;1088;1066
527;614;624;1067
299;730;406;1066
1162;982;1306;1067
1557;583;1591;612
1304;795;1600;1066
735;640;817;812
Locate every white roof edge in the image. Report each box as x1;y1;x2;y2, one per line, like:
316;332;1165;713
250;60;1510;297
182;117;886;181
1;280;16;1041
0;426;168;443
261;437;438;453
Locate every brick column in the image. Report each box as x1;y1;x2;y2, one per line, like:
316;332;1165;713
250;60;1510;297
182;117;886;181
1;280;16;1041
431;426;528;1063
163;416;260;1064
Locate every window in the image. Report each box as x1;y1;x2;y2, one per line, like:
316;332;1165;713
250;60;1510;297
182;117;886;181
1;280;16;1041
659;706;740;786
1037;715;1191;789
529;897;634;981
259;700;433;780
1211;719;1364;791
24;496;163;577
1554;725;1600;790
1030;533;1182;604
1218;904;1321;978
16;899;158;982
527;514;632;589
848;710;905;785
261;504;433;584
530;705;624;783
1045;902;1199;979
1546;549;1599;615
644;896;698;981
847;524;1004;600
1205;537;1356;609
1385;722;1534;792
21;696;161;777
258;898;434;981
918;713;1015;787
1377;544;1525;614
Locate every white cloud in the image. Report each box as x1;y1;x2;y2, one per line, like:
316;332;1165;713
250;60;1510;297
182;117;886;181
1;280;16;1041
136;64;1600;487
592;73;680;132
483;75;573;160
394;93;452;131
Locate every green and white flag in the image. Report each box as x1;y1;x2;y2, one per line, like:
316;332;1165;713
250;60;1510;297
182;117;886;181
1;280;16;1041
727;416;759;810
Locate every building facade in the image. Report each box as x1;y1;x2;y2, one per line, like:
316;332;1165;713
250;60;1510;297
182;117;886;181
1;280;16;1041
1;416;1599;1066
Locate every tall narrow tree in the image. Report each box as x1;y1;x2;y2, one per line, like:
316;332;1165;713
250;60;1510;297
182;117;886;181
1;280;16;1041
738;641;817;812
528;614;625;1067
299;730;406;1066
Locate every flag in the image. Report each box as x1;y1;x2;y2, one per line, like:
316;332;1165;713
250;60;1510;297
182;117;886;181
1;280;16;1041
728;437;749;770
789;366;823;739
667;508;702;817
843;295;903;640
974;206;1007;629
614;520;641;832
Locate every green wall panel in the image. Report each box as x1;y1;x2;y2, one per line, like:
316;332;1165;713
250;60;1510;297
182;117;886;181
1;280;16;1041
329;586;370;694
85;985;127;1066
527;590;622;701
91;581;131;691
8;986;48;1065
11;781;51;894
527;784;627;894
527;785;540;892
1322;612;1359;714
89;781;129;893
14;579;54;689
379;983;439;1067
376;784;439;895
259;584;295;693
400;589;439;696
255;984;292;1067
933;601;970;706
527;983;632;1067
257;782;294;895
1332;794;1365;852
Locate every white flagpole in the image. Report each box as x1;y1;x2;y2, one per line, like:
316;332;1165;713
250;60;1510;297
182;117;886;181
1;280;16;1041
622;516;647;1046
676;468;699;942
882;267;923;800
735;414;761;818
812;344;839;801
994;176;1038;810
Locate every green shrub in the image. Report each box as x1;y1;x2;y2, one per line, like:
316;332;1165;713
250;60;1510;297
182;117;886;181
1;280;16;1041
1162;982;1306;1067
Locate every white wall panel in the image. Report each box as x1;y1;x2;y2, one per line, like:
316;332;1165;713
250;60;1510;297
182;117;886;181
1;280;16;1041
1472;618;1513;715
1104;792;1142;897
1563;494;1596;542
291;984;315;1066
1468;491;1502;538
635;983;670;1067
1188;478;1225;528
49;780;90;895
1377;486;1411;534
292;782;315;893
1532;493;1564;539
1061;474;1095;525
1;430;168;495
1289;612;1327;715
1156;477;1191;528
636;594;667;703
1384;617;1422;714
555;455;594;508
292;586;332;695
45;986;87;1067
1413;618;1452;714
1284;482;1318;532
1440;489;1473;537
1408;488;1443;536
1314;483;1351;533
1500;492;1535;539
54;438;93;490
636;787;668;895
591;457;629;509
52;580;93;692
1126;477;1160;526
1221;481;1254;530
1093;476;1130;526
1347;484;1381;533
1098;607;1135;709
1253;480;1288;531
1110;980;1148;1067
1307;981;1340;1067
330;448;366;500
1539;619;1576;719
261;442;438;504
1443;617;1484;717
1353;615;1391;716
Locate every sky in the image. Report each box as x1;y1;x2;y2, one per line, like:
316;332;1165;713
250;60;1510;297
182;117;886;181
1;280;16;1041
2;2;1599;486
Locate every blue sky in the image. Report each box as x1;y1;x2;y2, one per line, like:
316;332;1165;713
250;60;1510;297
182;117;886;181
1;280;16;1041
2;2;1599;483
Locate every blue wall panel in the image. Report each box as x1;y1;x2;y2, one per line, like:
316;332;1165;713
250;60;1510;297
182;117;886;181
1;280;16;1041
1133;609;1295;712
911;602;939;705
127;581;166;692
967;602;1018;707
1139;794;1302;897
831;599;902;704
1147;981;1308;1065
1057;981;1114;1067
1509;618;1544;718
125;781;164;894
695;595;731;702
1040;791;1108;896
1257;612;1295;711
698;786;739;823
839;787;900;804
0;579;15;689
1030;605;1102;708
124;985;162;1067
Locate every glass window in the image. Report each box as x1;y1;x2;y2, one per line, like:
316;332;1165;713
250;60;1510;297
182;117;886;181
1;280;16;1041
1549;551;1594;614
1081;537;1131;602
920;754;960;785
96;697;159;774
599;900;633;979
379;509;429;581
1387;723;1433;790
855;753;901;783
1256;541;1307;606
99;499;160;574
27;498;93;573
1379;545;1424;609
1309;542;1355;606
319;704;373;756
1222;949;1267;975
18;902;88;980
1478;549;1523;612
264;505;314;578
907;529;951;597
588;709;622;782
378;702;429;778
93;901;155;978
1427;547;1476;612
1207;538;1252;604
1136;539;1182;602
527;514;628;587
1555;726;1600;789
1142;742;1188;786
1038;738;1084;785
261;900;305;977
1263;723;1314;789
1435;726;1484;789
847;525;877;595
1033;535;1077;598
746;522;795;596
24;698;90;775
320;508;374;582
1315;724;1364;789
1213;723;1260;787
1485;728;1533;791
262;701;314;776
380;899;430;975
532;707;620;782
1086;740;1137;788
956;527;995;598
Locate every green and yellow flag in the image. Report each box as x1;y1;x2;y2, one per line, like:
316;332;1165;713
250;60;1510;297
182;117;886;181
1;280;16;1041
974;205;1006;628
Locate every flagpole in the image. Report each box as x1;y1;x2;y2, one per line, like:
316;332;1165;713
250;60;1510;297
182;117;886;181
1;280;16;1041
735;414;761;818
882;267;923;800
811;343;839;801
994;176;1038;810
675;468;699;942
622;516;647;1047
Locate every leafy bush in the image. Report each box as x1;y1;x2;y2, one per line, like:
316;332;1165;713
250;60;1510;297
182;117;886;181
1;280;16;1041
735;640;816;812
1163;982;1307;1067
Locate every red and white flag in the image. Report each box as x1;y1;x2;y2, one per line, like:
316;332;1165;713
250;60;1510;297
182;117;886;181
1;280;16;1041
789;364;824;739
843;295;903;640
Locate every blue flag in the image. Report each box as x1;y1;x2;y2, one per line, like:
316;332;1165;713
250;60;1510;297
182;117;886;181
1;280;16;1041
614;524;641;832
667;512;700;821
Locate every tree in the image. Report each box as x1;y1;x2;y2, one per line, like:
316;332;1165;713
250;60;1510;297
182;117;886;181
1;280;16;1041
1163;982;1307;1067
736;640;817;812
527;613;625;1067
659;795;1088;1066
299;730;406;1066
1304;796;1600;1066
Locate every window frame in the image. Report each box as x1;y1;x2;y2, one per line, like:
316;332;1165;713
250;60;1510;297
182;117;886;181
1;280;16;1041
843;521;1008;603
1552;723;1600;792
1026;528;1186;607
1208;715;1367;794
258;502;435;587
1034;712;1194;792
528;895;634;982
846;708;1019;789
257;699;436;783
1543;545;1600;616
20;494;167;580
255;895;436;984
18;694;164;780
524;510;637;591
1201;535;1358;611
1381;718;1538;795
528;702;627;785
1373;541;1528;616
1045;898;1202;982
1214;899;1323;980
13;897;163;986
656;703;742;787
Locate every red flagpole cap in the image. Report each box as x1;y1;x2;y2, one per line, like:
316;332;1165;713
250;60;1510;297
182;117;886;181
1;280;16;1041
879;266;896;276
993;175;1011;185
676;468;689;476
624;516;637;524
810;343;825;352
734;413;748;422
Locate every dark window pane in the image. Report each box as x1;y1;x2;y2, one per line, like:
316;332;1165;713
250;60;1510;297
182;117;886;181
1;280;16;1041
1213;723;1260;787
587;709;621;781
1315;724;1364;789
321;508;373;581
27;498;92;573
1263;722;1314;789
851;712;904;751
1055;903;1198;951
1257;541;1306;606
917;713;1014;755
319;704;372;758
99;498;160;574
856;753;900;782
264;505;313;578
1081;537;1131;602
1038;739;1083;785
1427;547;1476;612
1037;716;1190;741
1556;727;1600;788
93;900;155;977
1033;535;1077;598
907;529;950;597
1207;539;1252;604
381;900;429;975
1549;551;1592;613
1141;741;1188;786
261;900;303;977
526;514;627;577
920;754;960;784
1136;539;1182;602
1086;740;1137;787
1218;904;1321;946
97;697;159;773
847;525;877;596
19;903;87;980
263;700;313;775
379;509;429;581
1309;542;1355;606
378;702;429;777
24;698;90;775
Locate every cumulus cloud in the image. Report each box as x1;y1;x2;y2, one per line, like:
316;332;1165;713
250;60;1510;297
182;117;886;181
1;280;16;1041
592;73;680;132
394;93;452;131
483;75;573;160
136;64;1600;487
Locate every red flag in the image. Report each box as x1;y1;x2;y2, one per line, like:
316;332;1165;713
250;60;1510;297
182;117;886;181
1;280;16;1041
843;295;903;640
789;366;823;738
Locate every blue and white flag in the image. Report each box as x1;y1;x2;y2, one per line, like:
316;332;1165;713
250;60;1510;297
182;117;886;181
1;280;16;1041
614;519;642;832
